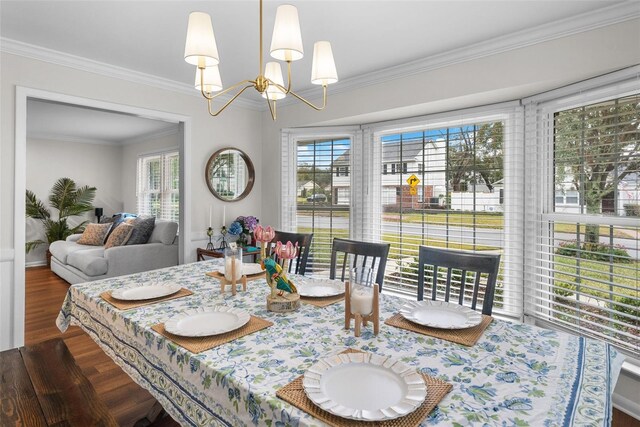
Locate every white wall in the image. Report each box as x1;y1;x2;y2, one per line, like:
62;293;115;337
0;52;263;350
25;137;124;265
121;129;180;213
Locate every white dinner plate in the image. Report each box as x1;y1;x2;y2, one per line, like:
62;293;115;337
289;274;344;298
164;306;250;337
303;352;427;421
399;300;483;329
110;284;181;301
216;262;264;276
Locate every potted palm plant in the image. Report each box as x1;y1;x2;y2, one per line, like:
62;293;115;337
26;177;97;266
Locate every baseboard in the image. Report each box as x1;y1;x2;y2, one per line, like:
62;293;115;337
613;391;640;421
26;260;47;268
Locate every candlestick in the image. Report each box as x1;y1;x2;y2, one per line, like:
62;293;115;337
222;205;226;227
209;205;212;228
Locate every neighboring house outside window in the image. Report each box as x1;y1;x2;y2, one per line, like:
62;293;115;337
137;150;179;222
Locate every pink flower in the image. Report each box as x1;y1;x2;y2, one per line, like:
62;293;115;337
275;241;298;260
254;225;276;243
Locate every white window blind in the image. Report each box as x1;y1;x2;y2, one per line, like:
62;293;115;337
359;106;524;318
525;78;640;355
137;150;179;222
292;138;351;275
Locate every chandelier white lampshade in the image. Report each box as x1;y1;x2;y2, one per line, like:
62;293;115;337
262;62;287;100
195;66;223;93
184;12;220;67
311;41;338;85
270;5;304;62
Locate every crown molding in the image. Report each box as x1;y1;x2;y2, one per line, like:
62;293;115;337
27;131;116;146
279;1;640;107
2;1;637;113
0;38;264;111
121;125;179;145
28;124;180;147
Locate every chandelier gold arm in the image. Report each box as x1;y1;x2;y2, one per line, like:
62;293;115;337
199;68;254;100
267;77;328;111
266;97;277;120
207;84;254;116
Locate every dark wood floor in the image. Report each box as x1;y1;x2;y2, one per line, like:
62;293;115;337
24;266;639;427
25;266;178;427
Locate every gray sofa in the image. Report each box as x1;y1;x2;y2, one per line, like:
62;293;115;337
50;220;179;284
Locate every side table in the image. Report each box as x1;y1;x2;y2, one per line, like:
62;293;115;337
197;247;261;262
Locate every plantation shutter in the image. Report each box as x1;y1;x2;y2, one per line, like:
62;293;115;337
524;75;640;355
137;150;180;222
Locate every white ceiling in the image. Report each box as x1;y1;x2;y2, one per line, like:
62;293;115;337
0;1;630;101
27;99;177;145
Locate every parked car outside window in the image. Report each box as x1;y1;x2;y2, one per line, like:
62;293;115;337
307;193;327;202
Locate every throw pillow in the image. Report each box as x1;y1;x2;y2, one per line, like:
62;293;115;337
104;223;134;249
102;212;137;243
125;216;155;245
77;223;112;246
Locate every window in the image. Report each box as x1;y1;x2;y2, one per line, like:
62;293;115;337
526;90;640;354
383;164;388;175
296;138;351;275
374;122;516;316
137;150;179;222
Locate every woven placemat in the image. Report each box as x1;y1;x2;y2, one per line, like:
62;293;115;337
100;288;193;310
276;349;452;427
151;315;273;354
300;293;344;308
385;313;493;347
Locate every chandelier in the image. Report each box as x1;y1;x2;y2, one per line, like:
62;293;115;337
184;0;338;120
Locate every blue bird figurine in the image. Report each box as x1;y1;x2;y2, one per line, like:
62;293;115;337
263;257;297;295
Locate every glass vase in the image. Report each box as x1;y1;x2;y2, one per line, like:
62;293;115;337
224;247;243;281
349;266;374;316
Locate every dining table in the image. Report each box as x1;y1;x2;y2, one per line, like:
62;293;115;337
57;259;625;427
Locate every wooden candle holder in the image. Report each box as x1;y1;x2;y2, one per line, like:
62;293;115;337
344;281;379;337
206;269;265;295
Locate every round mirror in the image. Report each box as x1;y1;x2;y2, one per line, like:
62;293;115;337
206;147;255;202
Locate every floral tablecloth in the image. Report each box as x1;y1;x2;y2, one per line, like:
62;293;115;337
57;260;624;427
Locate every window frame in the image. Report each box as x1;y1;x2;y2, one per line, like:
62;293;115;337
523;71;640;356
136;148;180;222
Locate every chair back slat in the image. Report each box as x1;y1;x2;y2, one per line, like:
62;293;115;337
417;246;501;315
458;270;467;305
269;231;313;275
329;238;390;291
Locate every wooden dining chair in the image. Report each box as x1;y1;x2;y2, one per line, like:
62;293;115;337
269;231;313;275
330;238;391;292
417;246;501;315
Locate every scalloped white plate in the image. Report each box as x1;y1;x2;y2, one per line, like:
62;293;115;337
400;300;482;329
288;274;344;298
110;284;181;301
216;262;264;276
303;352;427;421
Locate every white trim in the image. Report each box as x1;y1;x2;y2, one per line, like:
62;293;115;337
13;86;192;348
522;65;640;105
27;132;115;146
613;391;640;421
25;261;47;268
0;38;263;111
0;249;15;263
2;2;636;112
279;2;640;106
280;126;361;232
121;126;180;146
